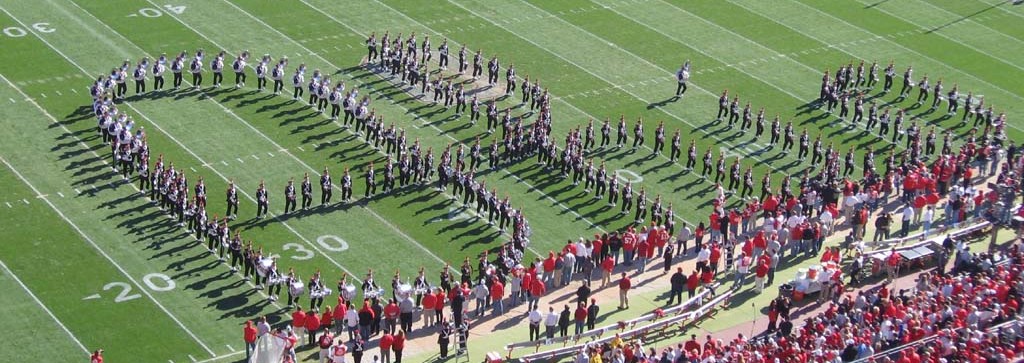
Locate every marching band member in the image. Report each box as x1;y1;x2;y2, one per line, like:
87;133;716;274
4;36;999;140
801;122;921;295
414;268;429;308
272;57;286;94
232;51;248;88
132;60;147;95
189;50;203;89
286;268;301;308
211;51;225;87
308;270;325;312
255;54;268;91
362;270;380;300
390;270;402;301
292;63;305;100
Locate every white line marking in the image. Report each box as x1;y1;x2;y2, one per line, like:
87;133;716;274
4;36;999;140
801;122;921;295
251;154;259;160
226;344;235;352
0;70;217;356
236;158;244;163
57;192;65;198
90;184;97;191
297;146;305;151
0;260;90;354
40;93;46;98
194;352;244;363
266;151;274;157
5;202;11;208
65;0;369;283
74;188;81;194
8;98;14;103
220;160;228;166
71;88;79;94
22;199;29;204
36;194;48;199
190;167;197;172
189;354;197;362
55;90;62;96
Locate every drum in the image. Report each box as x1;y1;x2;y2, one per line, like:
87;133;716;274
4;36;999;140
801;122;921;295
396;283;412;299
364;288;384;299
341;284;357;301
256;258;273;278
289;282;305;296
310;287;333;299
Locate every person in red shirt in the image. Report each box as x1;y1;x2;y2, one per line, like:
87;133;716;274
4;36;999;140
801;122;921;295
683;335;700;356
90;350;103;363
244;320;258;361
392;330;406;363
574;302;588;335
379;331;394;363
709;243;721;275
320;305;333;335
886;248;901;282
636;237;650;273
383;299;400;335
686;270;700;299
490;277;505;315
432;289;445;326
618;273;631;309
542;251;556;285
304;310;320;346
755;258;770;293
291;307;307;343
332;303;346;335
528;275;545;310
421;289;437;328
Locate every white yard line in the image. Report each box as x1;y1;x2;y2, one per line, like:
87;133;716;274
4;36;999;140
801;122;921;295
856;0;1024;73
732;0;1024;133
0;258;90;354
62;0;365;285
781;0;1024;104
0;132;214;356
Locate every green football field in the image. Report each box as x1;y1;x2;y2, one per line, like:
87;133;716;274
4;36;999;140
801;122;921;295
1;0;1022;362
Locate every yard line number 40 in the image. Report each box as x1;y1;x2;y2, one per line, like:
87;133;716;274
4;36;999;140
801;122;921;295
131;5;187;18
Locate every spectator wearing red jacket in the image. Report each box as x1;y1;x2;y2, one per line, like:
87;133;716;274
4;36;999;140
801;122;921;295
304;309;321;346
291;307;307;343
709;243;722;275
686;270;700;299
542;252;556;285
383;299;400;335
636;236;650;274
244;320;258;361
392;330;406;363
421;290;437;328
618;273;631;309
528;276;545;310
755;258;770;293
574;302;588;335
379;331;393;363
490;278;505;315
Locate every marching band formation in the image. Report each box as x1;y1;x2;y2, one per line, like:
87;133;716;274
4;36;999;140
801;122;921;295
84;26;1018;362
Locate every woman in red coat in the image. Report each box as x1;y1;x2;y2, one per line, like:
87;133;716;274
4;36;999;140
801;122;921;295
392;330;406;363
